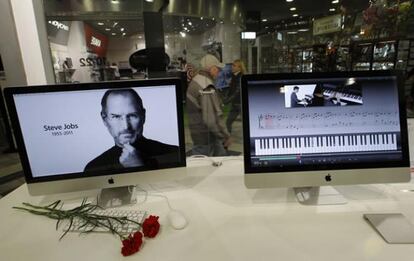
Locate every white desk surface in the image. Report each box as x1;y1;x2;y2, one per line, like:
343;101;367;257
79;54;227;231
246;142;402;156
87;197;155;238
2;157;414;261
2;118;414;261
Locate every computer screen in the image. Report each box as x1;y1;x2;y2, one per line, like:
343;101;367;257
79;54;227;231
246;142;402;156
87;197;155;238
5;79;186;195
242;71;410;189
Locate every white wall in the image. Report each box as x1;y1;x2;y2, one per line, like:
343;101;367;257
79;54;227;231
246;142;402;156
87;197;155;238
0;0;27;87
106;35;145;66
210;23;242;63
65;21;91;83
49;42;69;81
165;34;204;67
164;23;242;69
9;0;54;85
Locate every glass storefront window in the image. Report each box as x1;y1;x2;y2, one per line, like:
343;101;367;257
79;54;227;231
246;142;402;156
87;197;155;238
41;0;414;157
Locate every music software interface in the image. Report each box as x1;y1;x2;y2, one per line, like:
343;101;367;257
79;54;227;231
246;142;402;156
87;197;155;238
247;76;403;168
12;85;181;178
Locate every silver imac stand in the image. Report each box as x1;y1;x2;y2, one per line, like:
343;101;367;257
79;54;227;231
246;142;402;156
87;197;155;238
293;186;347;205
97;185;137;209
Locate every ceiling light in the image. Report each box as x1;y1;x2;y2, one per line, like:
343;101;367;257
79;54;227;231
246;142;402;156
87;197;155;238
292;14;299;17
200;17;204;20
188;21;192;26
122;33;126;36
111;33;116;36
138;35;142;39
145;0;154;2
332;0;339;3
111;0;120;4
120;28;125;32
97;22;104;26
287;31;298;34
286;0;294;2
112;22;118;27
290;7;296;11
329;8;336;11
180;32;186;38
262;19;268;22
105;28;111;31
298;28;309;32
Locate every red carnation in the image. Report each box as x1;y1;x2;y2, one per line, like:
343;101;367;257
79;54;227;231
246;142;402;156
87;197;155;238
121;231;143;256
142;215;160;238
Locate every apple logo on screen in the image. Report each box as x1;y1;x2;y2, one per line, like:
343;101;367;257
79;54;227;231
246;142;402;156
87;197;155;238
108;178;115;184
325;174;332;182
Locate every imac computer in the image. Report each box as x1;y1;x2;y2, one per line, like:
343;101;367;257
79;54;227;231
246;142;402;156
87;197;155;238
5;78;186;206
242;71;410;205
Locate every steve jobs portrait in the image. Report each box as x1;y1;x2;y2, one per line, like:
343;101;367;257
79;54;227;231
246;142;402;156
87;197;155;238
84;88;180;172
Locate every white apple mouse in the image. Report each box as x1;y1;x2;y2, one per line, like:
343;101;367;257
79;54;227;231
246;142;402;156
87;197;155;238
167;210;188;230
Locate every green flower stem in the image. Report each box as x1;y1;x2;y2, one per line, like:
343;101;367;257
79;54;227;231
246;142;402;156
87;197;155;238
13;200;142;240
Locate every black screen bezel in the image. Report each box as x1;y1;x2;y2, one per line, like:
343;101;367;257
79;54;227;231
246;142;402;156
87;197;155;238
5;78;186;184
241;70;410;174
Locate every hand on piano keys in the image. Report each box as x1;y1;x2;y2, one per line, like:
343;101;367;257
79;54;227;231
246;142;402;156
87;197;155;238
323;89;362;105
327;92;343;105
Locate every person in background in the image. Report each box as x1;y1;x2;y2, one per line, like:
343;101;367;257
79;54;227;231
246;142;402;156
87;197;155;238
290;86;302;107
110;63;120;80
186;54;231;156
226;59;246;133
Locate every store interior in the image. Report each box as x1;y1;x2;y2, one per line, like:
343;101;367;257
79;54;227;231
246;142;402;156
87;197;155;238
0;0;413;194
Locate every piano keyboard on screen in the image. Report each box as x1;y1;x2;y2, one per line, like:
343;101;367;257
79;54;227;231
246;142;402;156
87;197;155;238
323;88;362;104
254;133;398;156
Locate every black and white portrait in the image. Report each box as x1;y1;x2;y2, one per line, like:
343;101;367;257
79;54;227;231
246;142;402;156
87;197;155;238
84;88;180;172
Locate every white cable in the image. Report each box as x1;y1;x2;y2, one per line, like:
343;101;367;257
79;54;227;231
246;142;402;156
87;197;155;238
135;184;175;211
217;155;243;164
134;185;149;205
187;154;219;165
134;155;243;207
187;155;243;167
147;194;175;211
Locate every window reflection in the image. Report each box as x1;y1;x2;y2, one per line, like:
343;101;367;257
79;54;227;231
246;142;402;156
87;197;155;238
43;0;414;156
